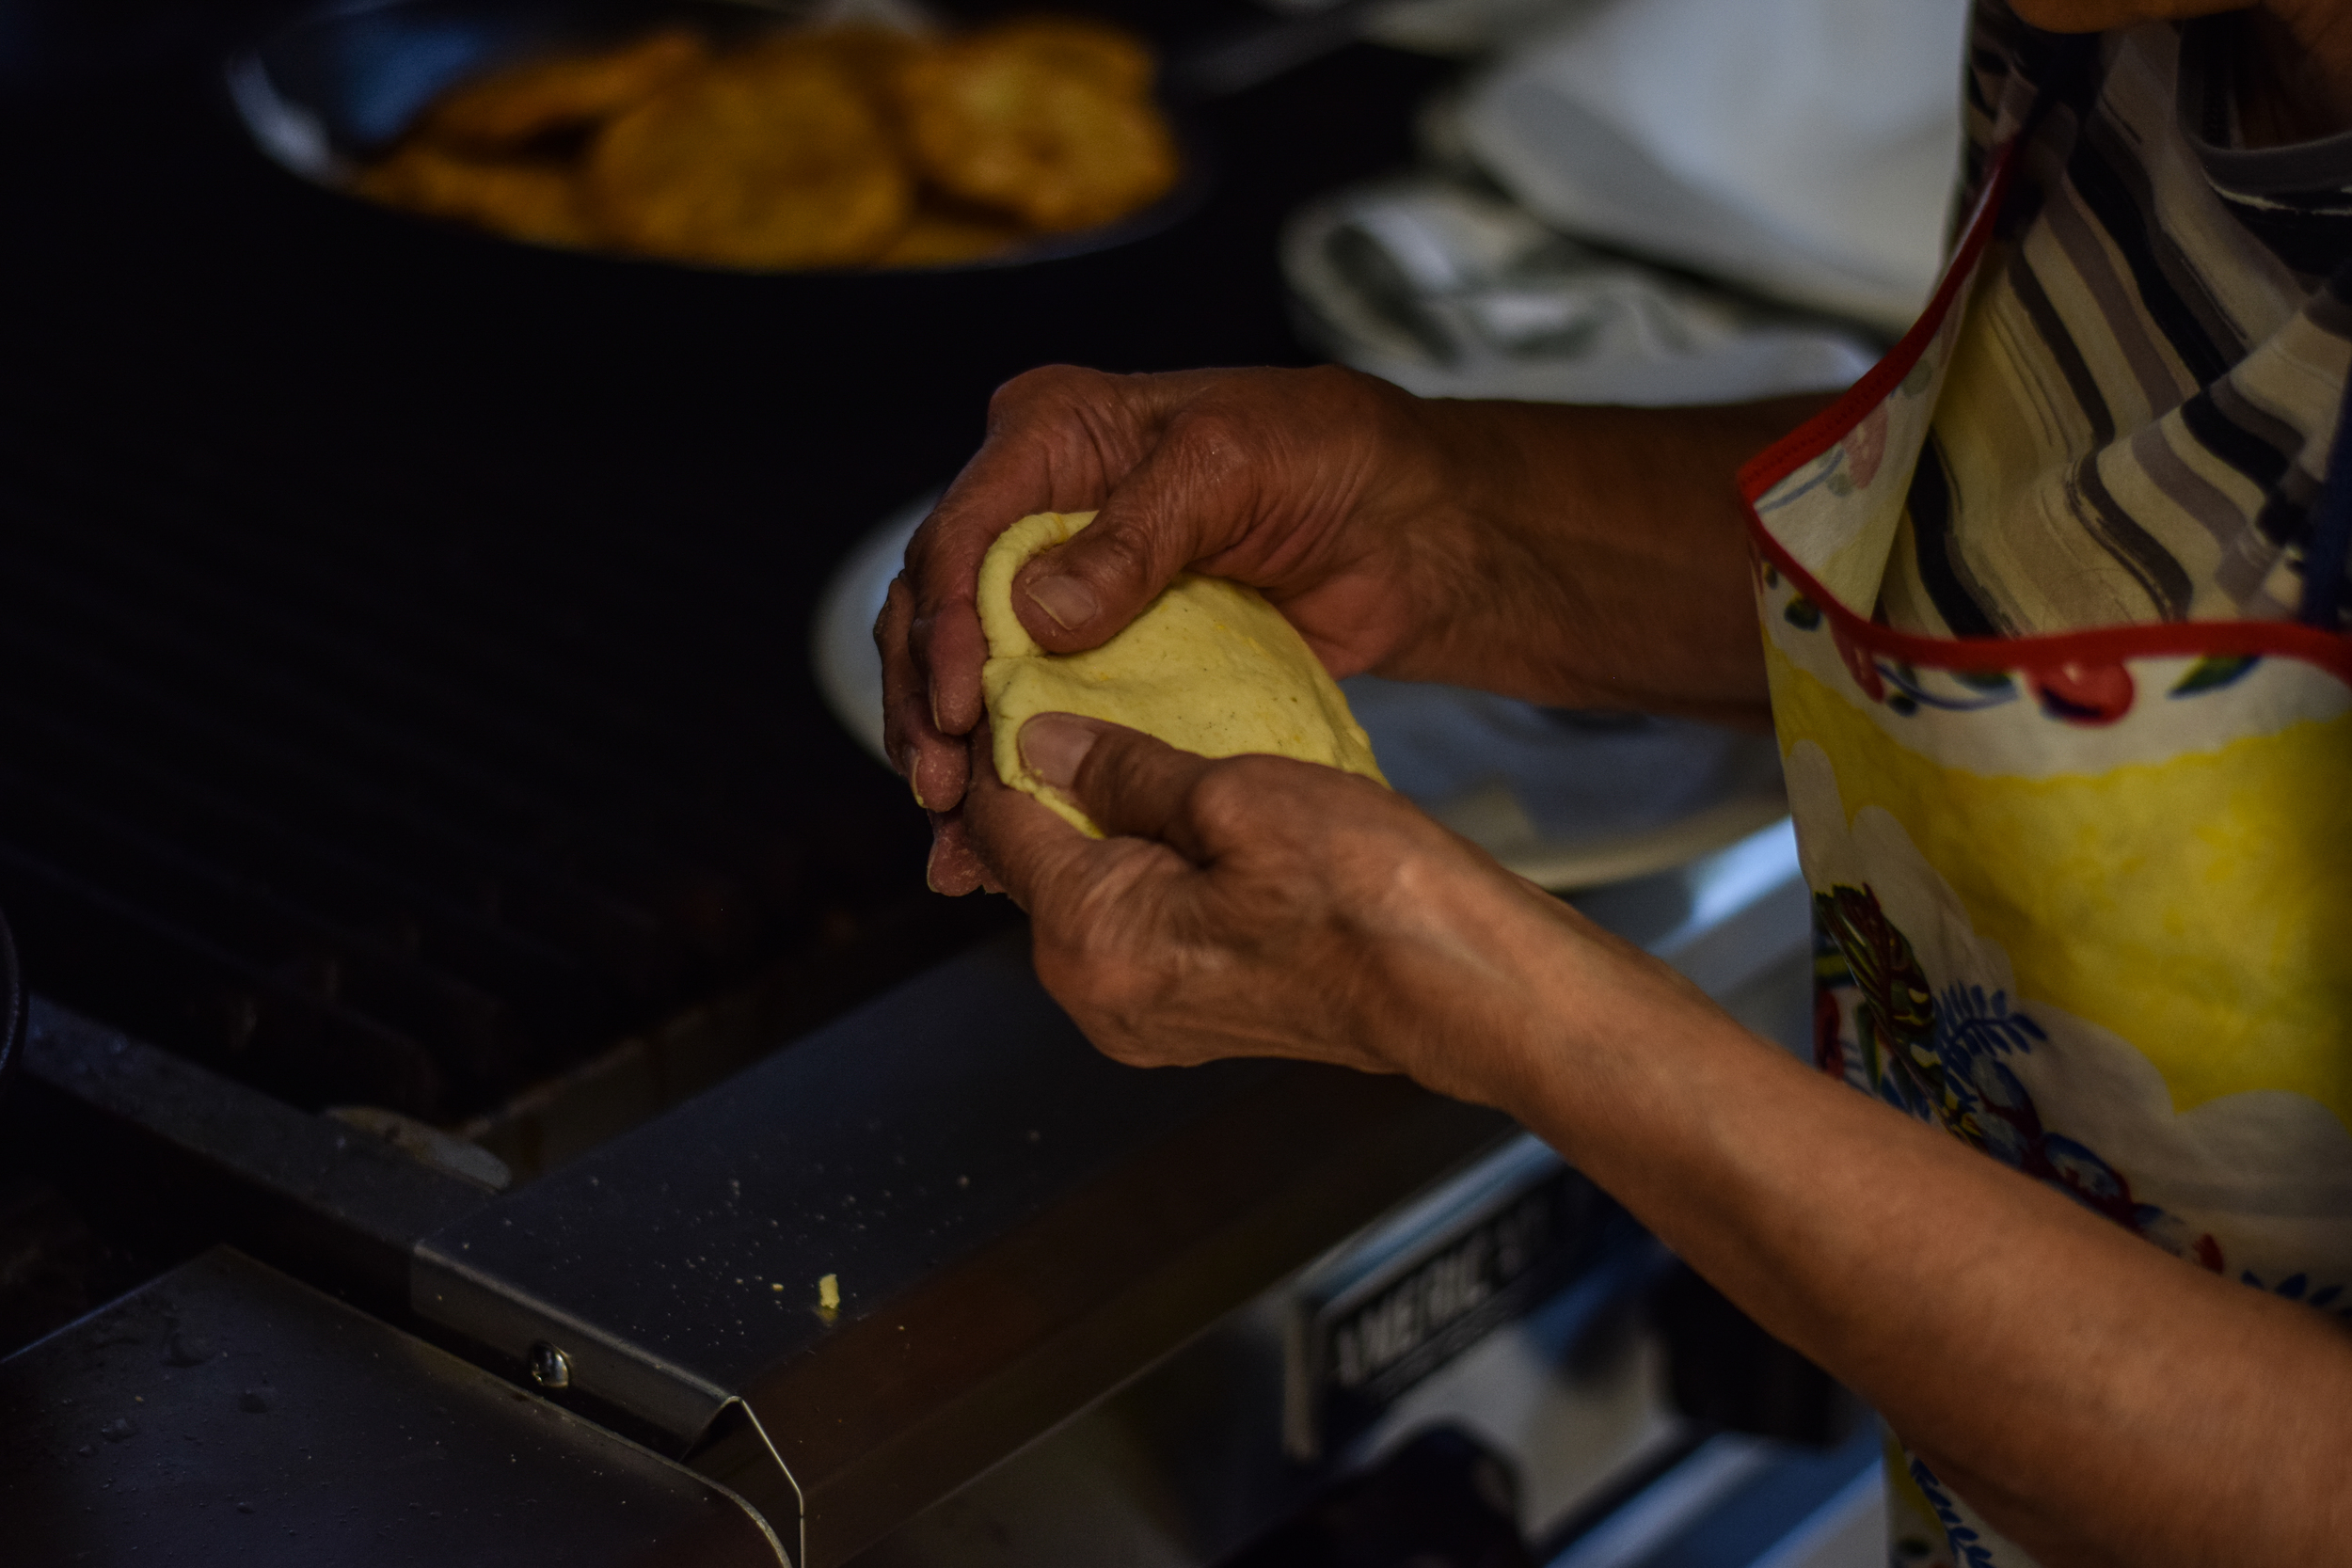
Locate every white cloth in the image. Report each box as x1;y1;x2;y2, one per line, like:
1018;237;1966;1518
1454;0;1971;332
1282;176;1877;404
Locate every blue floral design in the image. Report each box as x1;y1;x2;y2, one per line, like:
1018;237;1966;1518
1879;661;2021;717
1814;889;2209;1259
2237;1269;2352;1318
1814;888;2352;1315
1908;1456;1998;1568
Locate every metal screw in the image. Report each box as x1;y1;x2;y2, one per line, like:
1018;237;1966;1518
527;1341;572;1391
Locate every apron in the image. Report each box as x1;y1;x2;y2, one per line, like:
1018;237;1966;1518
1738;142;2352;1568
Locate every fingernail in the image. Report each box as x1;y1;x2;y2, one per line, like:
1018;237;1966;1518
1025;572;1099;632
1021;714;1102;788
925;835;961;895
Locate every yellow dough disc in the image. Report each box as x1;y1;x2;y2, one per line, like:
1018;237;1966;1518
978;511;1386;836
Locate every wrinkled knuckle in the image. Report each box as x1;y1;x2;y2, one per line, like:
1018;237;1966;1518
1168;405;1260;472
1301;361;1367;397
1077;522;1159;588
986;367;1050;415
905;602;938;662
872;578;908;648
1294;363;1346;395
1185;763;1263;837
1307;360;1379;404
991;363;1093;422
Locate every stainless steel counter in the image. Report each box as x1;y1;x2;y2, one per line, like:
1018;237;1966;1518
3;807;1808;1568
413;930;1515;1566
412;819;1812;1568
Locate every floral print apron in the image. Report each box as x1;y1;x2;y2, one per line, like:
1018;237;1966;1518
1740;147;2352;1568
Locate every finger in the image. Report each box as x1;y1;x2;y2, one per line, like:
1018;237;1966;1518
923;808;997;896
968;721;1246;1073
963;715;1179;907
878;576;969;812
1015;714;1227;863
903;513;995;742
909;367;1186;736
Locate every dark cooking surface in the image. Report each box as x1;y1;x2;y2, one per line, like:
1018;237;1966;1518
0;0;1454;1125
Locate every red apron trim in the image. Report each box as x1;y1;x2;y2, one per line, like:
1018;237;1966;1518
1734;130;2352;687
1738;144;2018;500
1746;520;2352;684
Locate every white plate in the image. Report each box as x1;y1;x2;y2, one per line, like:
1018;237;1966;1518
813;495;1787;891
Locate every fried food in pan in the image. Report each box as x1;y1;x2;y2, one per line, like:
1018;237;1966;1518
585;48;912;268
893;29;1178;232
417;27;707;150
791;21;926;96
351;16;1182;267
355;142;596;247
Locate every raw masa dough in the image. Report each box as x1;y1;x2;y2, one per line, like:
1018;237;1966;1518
978;510;1387;835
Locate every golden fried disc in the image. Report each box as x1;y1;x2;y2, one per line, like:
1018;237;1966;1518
773;23;927;99
584;51;913;268
417;28;708;150
355;143;596;247
977;17;1155;96
895;34;1178;232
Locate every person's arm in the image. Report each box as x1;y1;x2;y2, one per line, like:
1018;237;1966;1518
875;363;1826;892
1528;964;2352;1568
963;720;2352;1568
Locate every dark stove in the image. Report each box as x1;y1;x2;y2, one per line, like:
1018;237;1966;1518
0;436;1005;1128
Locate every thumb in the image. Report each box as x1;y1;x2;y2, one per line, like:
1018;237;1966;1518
1009;423;1260;655
961;714;1198;921
1019;714;1223;862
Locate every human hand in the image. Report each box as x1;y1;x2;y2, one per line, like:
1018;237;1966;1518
961;710;1678;1106
876;363;1510;895
879;367;1811;895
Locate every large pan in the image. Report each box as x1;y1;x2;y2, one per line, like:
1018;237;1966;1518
213;0;1379;446
221;0;1364;276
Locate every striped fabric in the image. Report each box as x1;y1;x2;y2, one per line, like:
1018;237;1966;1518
1877;5;2352;640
